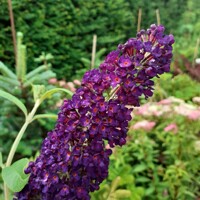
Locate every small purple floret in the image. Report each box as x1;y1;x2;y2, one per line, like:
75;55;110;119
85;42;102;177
118;56;132;68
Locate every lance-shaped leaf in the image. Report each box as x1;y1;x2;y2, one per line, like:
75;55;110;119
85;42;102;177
110;176;121;193
0;90;27;117
0;75;20;86
0;61;17;79
39;88;73;104
26;64;50;80
108;189;131;200
0;152;4;168
32;113;57;122
37;70;56;81
0;80;12;91
24;70;56;87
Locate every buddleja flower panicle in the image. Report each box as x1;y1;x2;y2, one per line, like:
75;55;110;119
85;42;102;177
15;24;174;200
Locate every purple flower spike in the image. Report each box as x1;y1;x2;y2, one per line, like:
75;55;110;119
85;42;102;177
16;24;174;200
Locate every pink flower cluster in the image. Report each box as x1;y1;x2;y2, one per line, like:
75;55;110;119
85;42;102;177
134;96;200;120
131;96;200;134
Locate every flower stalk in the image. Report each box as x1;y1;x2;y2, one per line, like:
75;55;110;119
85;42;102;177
4;99;40;200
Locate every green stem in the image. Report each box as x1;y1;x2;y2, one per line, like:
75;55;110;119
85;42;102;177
4;99;40;200
4;184;9;200
6;119;29;167
106;85;120;101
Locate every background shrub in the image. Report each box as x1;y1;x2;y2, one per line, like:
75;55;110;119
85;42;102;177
0;0;195;80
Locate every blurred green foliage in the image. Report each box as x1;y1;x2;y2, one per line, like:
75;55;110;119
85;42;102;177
0;0;134;80
0;33;61;162
1;0;199;80
153;73;200;101
91;105;200;200
173;0;200;60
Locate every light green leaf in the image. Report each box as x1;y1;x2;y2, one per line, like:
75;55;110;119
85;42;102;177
0;80;11;91
32;113;57;122
0;75;20;86
26;64;49;80
0;61;17;79
0;152;4;168
184;190;196;198
39;88;73;104
81;57;91;65
45;53;54;60
32;85;46;101
0;90;27;117
2;158;30;192
133;164;147;173
119;174;134;185
96;48;106;58
37;70;56;80
23;76;38;87
144;187;155;196
24;70;55;87
114;189;131;198
135;187;145;196
110;177;121;193
136;176;150;183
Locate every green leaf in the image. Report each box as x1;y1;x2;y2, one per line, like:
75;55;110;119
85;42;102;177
133;164;147;173
32;113;57;122
24;70;55;87
45;53;54;61
81;57;91;66
32;85;46;101
37;70;56;80
0;61;17;79
119;174;134;185
23;76;38;87
144;187;155;196
108;189;131;200
136;176;150;183
0;90;27;117
34;52;53;62
0;152;4;168
96;48;107;58
0;80;12;91
135;187;145;196
110;177;121;193
39;88;73;104
2;158;30;192
184;190;196;198
26;64;49;80
0;75;20;86
113;189;131;198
